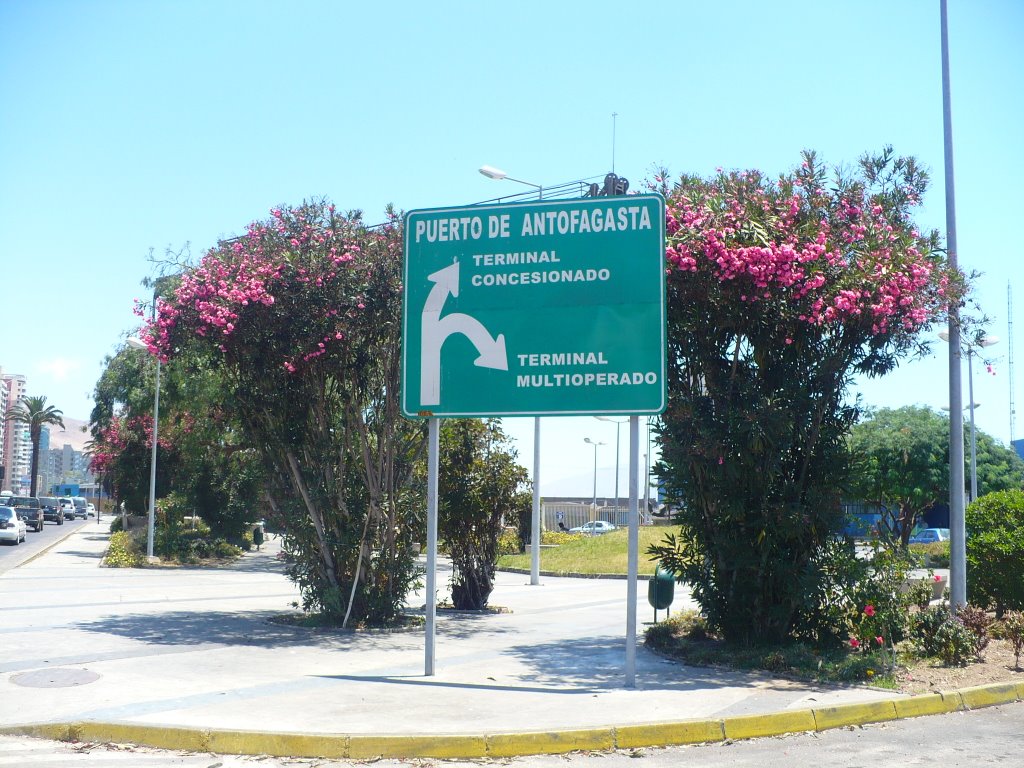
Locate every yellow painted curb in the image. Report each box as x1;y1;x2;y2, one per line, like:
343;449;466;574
723;709;816;740
2;723;212;753
348;734;488;760
207;730;349;759
486;728;615;757
614;719;725;748
812;699;898;730
958;682;1020;710
893;692;961;718
2;685;1023;760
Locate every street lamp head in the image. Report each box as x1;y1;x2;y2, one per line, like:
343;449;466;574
479;165;507;181
126;336;149;351
583;437;605;446
939;329;1000;349
594;415;627;424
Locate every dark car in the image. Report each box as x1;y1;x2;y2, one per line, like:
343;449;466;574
9;496;43;532
38;496;64;524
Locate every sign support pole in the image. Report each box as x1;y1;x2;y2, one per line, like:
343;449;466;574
530;417;541;585
626;415;639;687
425;417;439;676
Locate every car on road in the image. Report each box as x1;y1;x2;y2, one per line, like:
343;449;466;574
909;527;950;545
58;497;76;521
86;502;96;517
569;520;618;535
72;497;88;519
0;506;27;544
38;496;65;524
8;496;43;532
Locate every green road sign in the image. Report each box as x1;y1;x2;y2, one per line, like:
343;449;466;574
401;194;666;418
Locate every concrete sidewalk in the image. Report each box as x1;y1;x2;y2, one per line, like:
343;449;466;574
0;523;1020;760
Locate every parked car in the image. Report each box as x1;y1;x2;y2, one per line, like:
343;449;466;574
909;528;950;545
72;497;88;519
38;496;64;524
58;497;76;521
0;506;27;544
569;520;618;535
86;502;96;517
8;496;43;532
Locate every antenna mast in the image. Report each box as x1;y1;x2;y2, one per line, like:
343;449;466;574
1010;281;1016;443
611;112;617;174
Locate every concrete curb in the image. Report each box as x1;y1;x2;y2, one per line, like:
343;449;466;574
2;681;1021;759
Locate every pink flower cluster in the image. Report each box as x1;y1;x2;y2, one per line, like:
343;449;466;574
664;168;946;337
145;203;370;373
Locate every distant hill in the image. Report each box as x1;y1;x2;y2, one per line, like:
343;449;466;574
48;417;91;452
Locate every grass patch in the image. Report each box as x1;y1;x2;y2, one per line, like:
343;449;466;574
645;611;898;688
497;526;674;577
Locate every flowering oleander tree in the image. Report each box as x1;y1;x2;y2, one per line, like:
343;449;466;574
145;200;424;626
649;149;960;644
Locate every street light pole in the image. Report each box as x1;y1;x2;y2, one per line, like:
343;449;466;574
126;335;159;559
584;438;605;521
595;416;626;509
941;331;998;505
940;0;966;610
480;164;544;583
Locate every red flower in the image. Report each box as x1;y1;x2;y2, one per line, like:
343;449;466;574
875;636;884;646
863;605;876;617
849;637;860;649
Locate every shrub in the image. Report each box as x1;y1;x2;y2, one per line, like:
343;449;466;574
911;605;951;657
907;578;935;612
966;489;1024;615
845;544;915;647
956;604;992;659
934;618;977;666
910;540;950;568
497;528;521;556
541;530;584;545
105;530;143;568
1000;611;1024;668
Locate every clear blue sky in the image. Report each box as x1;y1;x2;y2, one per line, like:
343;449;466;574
1;1;1021;496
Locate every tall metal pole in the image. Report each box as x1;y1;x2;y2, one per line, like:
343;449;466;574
425;417;439;675
941;0;966;609
146;358;160;558
968;349;978;503
591;442;598;511
530;417;541;585
614;422;620;508
625;416;639;687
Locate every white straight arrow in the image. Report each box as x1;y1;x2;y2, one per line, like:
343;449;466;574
420;260;507;407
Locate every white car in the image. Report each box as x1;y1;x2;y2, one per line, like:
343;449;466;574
0;506;27;545
86;502;96;517
569;520;618;535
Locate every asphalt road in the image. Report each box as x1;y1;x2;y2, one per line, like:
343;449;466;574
0;704;1019;767
0;515;95;574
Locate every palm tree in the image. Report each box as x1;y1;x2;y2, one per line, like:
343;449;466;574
5;395;65;497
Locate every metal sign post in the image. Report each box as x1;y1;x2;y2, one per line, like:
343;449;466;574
626;415;639;686
425;417;439;675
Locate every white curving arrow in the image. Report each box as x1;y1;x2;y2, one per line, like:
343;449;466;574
420;260;507;406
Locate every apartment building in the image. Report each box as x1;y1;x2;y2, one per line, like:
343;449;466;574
1;372;30;493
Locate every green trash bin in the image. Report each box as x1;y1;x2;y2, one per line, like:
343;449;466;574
648;564;675;621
